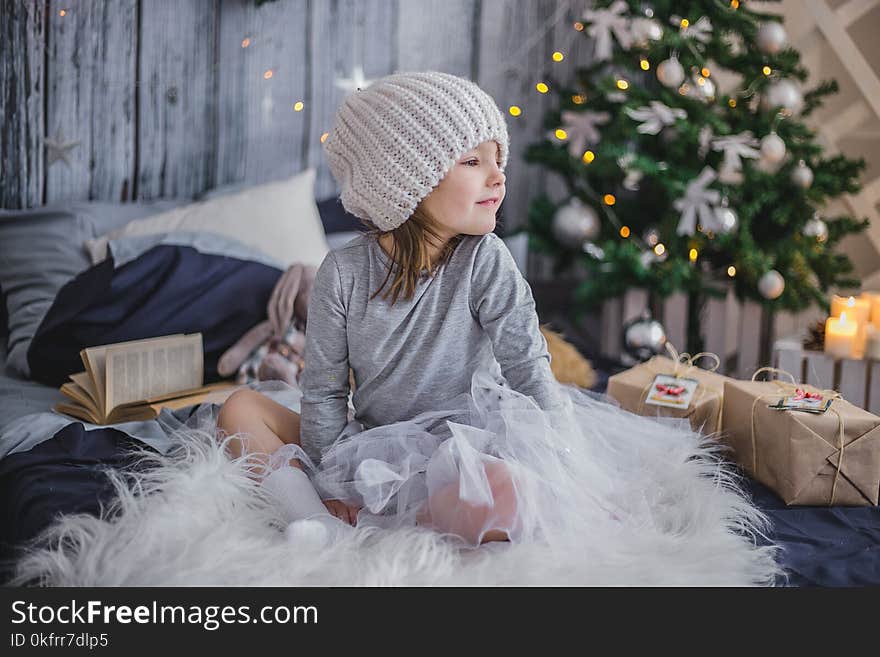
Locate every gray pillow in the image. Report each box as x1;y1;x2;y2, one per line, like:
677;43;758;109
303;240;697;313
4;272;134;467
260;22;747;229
0;200;188;379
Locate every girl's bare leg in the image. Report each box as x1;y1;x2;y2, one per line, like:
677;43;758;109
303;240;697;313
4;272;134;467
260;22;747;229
416;461;517;545
216;389;304;471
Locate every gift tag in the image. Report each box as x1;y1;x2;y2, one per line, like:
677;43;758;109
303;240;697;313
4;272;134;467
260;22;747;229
768;388;832;414
644;374;699;409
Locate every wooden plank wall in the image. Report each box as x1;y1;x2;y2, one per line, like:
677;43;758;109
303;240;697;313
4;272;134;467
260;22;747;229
2;0;593;225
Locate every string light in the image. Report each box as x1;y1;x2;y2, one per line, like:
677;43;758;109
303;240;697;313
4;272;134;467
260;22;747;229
697;77;706;86
603;194;616;206
680;18;690;28
689;248;698;262
654;243;666;256
59;9;66;16
263;69;274;79
730;0;740;8
728;98;737;108
571;94;586;104
616;79;629;90
582;150;595;164
640;59;650;71
508;105;522;117
241;38;251;48
552;51;564;62
320;132;329;143
573;21;584;31
762;66;772;76
536;82;549;93
554;128;568;140
701;67;711;77
620;226;631;238
293;101;304;112
727;265;737;277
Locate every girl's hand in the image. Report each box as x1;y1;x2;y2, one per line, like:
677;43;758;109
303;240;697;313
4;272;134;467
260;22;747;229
322;499;361;526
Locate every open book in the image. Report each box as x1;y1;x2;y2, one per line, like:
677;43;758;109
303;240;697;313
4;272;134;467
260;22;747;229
54;333;239;424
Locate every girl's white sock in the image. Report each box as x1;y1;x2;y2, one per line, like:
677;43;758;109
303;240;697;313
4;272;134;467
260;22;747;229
261;465;329;524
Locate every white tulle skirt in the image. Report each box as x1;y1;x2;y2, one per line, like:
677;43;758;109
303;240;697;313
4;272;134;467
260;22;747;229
254;357;761;551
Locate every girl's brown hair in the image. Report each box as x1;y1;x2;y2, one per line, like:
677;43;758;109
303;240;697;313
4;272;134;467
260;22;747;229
357;203;463;306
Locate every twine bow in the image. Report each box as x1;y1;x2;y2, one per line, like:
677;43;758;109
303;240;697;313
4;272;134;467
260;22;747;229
748;367;846;505
634;342;723;431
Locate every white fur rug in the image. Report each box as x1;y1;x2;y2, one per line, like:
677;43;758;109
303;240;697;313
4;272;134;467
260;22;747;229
9;422;782;586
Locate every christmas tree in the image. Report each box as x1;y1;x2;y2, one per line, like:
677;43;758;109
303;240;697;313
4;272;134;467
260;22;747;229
523;0;868;355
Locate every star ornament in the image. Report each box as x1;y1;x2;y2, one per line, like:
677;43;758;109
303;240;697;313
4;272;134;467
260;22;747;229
44;133;82;168
335;65;374;94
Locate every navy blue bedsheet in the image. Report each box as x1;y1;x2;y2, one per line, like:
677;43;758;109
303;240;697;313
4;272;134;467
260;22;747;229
744;478;880;587
0;422;159;582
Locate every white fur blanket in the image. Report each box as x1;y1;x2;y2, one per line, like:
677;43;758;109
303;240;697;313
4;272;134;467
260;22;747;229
9;419;782;586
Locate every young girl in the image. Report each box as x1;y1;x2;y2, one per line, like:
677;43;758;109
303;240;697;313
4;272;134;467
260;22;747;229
214;71;758;552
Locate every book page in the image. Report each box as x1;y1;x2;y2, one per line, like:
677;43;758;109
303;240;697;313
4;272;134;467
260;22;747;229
84;334;185;415
104;334;204;411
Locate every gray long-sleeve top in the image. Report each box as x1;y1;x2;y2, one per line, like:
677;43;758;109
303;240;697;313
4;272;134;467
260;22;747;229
299;231;563;465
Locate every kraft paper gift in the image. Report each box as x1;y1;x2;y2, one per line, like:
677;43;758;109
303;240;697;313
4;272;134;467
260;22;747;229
606;346;729;436
720;368;880;506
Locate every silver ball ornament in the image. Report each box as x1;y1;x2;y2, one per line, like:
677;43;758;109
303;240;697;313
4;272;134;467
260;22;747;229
714;206;739;234
757;22;788;55
623;312;668;363
791;160;814;189
657;57;685;88
758;270;785;300
803;216;828;242
552;198;600;246
761;79;804;115
760;132;786;164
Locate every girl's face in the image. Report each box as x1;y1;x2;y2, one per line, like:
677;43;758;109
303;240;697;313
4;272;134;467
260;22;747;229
420;140;506;241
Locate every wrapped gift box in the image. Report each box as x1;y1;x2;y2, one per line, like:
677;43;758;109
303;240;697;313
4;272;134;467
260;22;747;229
721;378;880;506
606;355;729;435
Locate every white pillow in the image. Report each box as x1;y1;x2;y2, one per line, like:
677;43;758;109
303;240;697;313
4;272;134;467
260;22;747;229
84;169;329;268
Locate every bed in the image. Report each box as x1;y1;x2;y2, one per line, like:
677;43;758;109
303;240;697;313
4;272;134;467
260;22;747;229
1;177;877;586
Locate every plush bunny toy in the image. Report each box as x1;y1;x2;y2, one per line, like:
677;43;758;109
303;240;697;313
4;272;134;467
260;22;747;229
217;263;317;386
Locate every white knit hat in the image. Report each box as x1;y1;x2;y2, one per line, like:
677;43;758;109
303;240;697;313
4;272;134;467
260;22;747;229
323;71;509;232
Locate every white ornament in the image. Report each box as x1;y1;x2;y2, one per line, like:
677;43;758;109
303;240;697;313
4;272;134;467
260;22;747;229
656;56;685;88
618;152;644;191
674;166;721;236
760;133;786;164
671;15;713;43
761;79;804;114
791;160;814;189
757;22;788;55
758;270;785;300
582;0;632;61
696;76;715;100
624;101;687;135
630;17;663;47
582;242;606;260
714;204;739;234
712;131;761;173
556;110;610;158
718;166;744;184
804;216;828;241
553;198;601;245
334;65;374;94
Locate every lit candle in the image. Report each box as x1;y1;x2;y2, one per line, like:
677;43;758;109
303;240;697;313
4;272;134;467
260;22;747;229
866;324;880;360
830;295;869;357
824;311;858;359
864;291;880;329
